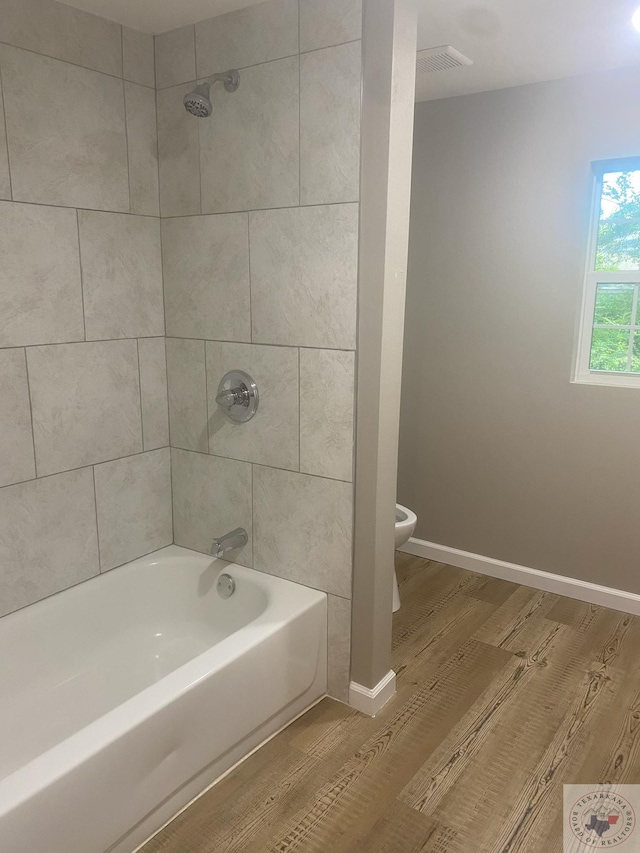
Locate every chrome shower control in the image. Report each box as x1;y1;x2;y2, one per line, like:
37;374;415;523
215;370;259;423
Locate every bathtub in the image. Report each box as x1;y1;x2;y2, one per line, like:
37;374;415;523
0;545;327;853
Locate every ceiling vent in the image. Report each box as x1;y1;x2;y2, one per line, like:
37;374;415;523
416;45;473;74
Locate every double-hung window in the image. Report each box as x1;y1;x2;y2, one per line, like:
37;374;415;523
575;158;640;387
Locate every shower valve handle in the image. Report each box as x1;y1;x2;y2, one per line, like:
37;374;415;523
215;370;259;424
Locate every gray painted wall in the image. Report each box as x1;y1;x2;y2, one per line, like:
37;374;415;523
398;64;640;593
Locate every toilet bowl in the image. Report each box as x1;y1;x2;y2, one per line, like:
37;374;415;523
395;504;417;549
393;503;417;611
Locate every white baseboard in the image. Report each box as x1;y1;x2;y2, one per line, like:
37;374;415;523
349;670;396;716
401;538;640;616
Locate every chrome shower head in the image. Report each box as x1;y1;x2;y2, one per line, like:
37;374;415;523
183;70;240;118
184;83;212;118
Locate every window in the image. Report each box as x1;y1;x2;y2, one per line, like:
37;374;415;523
575;158;640;387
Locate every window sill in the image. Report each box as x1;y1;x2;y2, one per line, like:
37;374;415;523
572;372;640;389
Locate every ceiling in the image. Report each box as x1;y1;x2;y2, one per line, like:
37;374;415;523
58;0;640;101
415;0;640;101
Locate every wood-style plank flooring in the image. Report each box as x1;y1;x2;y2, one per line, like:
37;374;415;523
140;553;640;853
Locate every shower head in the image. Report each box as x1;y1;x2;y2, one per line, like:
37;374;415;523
184;83;213;117
183;70;240;118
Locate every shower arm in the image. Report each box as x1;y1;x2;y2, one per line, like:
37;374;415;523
206;69;240;92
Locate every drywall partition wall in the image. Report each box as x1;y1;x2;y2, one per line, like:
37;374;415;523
157;0;362;701
350;0;417;700
0;0;171;618
398;65;640;594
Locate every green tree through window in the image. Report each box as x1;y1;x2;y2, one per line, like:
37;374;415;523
589;168;640;373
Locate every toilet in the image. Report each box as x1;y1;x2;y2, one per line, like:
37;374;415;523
393;503;417;611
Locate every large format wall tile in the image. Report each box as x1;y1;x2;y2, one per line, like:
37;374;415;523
123;26;155;88
250;204;359;349
0;0;122;76
125;83;160;216
157;83;200;217
79;211;164;340
138;338;169;451
328;594;351;701
253;466;352;597
0;349;35;487
0;201;83;348
195;0;298;78
1;46;129;211
0;468;99;618
166;338;208;453
28;340;142;475
299;0;362;53
163;214;251;340
155;25;195;89
300;42;361;205
95;449;173;571
172;448;252;565
0;82;10;200
199;57;299;213
300;349;354;481
206;342;299;470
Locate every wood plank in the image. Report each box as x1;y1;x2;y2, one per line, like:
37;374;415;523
399;620;570;816
473;587;560;651
463;575;520;606
546;597;602;631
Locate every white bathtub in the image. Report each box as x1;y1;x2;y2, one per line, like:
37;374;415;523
0;545;327;853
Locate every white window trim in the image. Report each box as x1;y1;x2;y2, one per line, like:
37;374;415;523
573;161;640;389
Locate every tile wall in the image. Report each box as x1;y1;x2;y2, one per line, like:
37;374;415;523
157;0;362;699
0;0;171;618
0;0;362;702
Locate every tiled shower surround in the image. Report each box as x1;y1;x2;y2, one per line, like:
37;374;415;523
0;0;361;700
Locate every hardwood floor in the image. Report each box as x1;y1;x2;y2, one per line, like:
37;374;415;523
140;553;640;853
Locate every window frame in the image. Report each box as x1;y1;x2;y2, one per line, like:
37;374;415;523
573;158;640;388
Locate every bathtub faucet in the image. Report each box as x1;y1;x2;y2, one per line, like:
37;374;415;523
211;528;248;558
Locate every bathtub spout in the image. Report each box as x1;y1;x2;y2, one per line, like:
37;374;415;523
211;528;248;558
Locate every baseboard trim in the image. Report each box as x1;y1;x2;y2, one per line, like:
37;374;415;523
401;538;640;616
349;670;396;716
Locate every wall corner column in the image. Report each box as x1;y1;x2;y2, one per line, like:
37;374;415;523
350;0;418;712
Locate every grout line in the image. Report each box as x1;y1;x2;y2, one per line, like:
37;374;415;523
0;446;170;492
155;38;362;92
0;38;156;88
120;24;124;81
204;339;212;453
136;338;146;449
169;444;175;546
194;28;203;218
161;199;360;219
297;347;301;472
297;0;302;207
0;196;160;218
22;348;39;479
11;335;165;351
172;445;352;484
166;338;174;448
76;210;87;342
250;461;254;566
247;213;253;342
122;78;133;214
163;335;356;354
1;337;355;354
92;465;102;572
0;57;13;200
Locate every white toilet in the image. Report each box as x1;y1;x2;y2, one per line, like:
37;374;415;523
393;503;417;611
